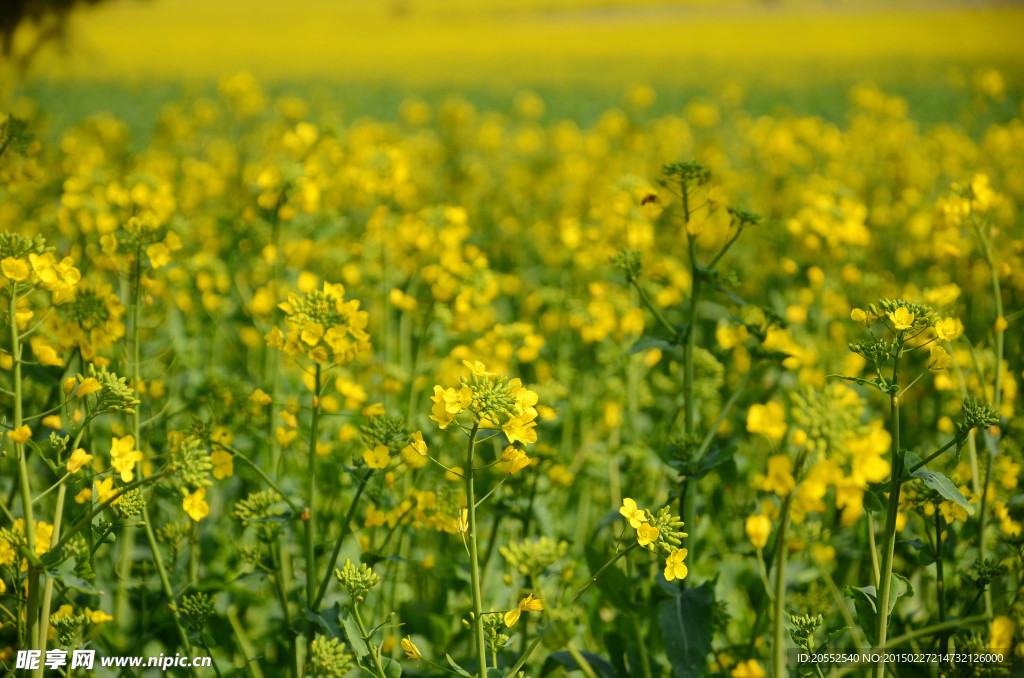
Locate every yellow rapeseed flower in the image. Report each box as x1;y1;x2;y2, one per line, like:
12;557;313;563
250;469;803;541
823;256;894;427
752;455;796;496
887;307;915;330
664;548;688;581
504;593;543;628
7;425;32;444
933;317;964;342
927;346;952;371
745;514;771;549
110;435;143;482
746;402;787;442
732;659;765;678
401;636;423;664
637;522;660;547
1;257;29;281
183;487;210;522
211;450;234;479
249;388;272;405
67;448;93;474
619;498;645;528
363;445;391;470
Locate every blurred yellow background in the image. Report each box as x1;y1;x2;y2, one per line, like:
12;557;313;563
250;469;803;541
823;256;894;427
16;0;1024;85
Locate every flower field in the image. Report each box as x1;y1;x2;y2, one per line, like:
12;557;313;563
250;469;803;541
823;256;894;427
1;1;1023;677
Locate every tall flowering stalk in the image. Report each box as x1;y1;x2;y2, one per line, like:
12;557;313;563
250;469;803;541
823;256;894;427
844;299;999;678
429;360;540;678
265;281;370;664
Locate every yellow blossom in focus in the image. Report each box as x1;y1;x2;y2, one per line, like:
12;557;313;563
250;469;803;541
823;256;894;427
620;498;645;528
110;435;143;483
75;377;102;397
933;317;964;342
664;548;688;581
500;446;532;474
363;445;391;470
504;593;543;628
1;257;29;281
637;522;660;546
95;477;118;505
67;448;93;474
401;636;423;664
887;307;915;330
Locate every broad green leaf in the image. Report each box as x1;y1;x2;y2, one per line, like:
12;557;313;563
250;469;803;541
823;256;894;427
446;655;474;678
912;470;974;515
843;585;877;639
626;336;676;354
542;650;624;678
340;609;370;658
584;543;635;612
658;581;714;678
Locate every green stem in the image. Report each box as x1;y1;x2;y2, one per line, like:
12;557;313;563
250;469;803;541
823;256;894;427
313;470;372;610
227;607;266;678
10;286;39;651
907;436;963;474
36;426;89;664
267;534;298;678
464;423;488;678
875;347;903;678
633;283;680;343
353;603;387;678
695;367;751;460
303;364;323;664
630;614;653;678
130;257;196;672
756;548;774;601
973;215;1003;618
507;541;640;677
200;637;224;678
772;492;793;678
935;509;946;627
866;514;880;588
216;442;300;512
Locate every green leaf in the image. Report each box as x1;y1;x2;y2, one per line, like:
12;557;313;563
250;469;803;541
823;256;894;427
340;609;370;658
843;585;877;638
815;627;848;652
886;573;914;617
626;336;676;354
844;574;914;638
305;602;343;641
542;651;624;678
911;470;974;515
658;581;714;678
696;445;736;479
584;544;635;611
826;374;894;394
446;655;474;678
380;656;403;678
